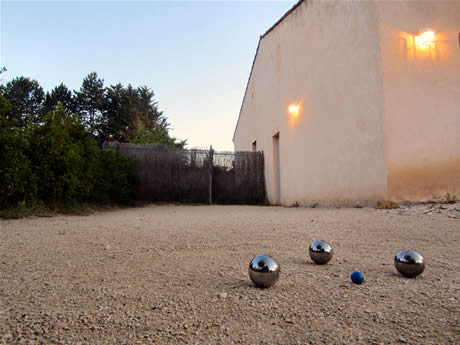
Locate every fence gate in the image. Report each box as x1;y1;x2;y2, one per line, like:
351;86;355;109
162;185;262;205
104;143;266;204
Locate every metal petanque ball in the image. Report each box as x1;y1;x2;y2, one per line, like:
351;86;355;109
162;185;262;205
309;240;334;265
394;250;425;278
248;254;280;288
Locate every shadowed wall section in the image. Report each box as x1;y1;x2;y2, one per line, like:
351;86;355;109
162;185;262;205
377;0;460;200
388;160;460;201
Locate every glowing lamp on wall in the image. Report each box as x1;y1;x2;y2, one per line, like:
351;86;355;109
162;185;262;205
415;29;435;48
288;103;300;117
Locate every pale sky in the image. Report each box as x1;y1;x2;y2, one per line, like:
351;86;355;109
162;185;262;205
1;0;297;151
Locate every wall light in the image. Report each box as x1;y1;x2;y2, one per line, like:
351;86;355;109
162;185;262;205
415;29;435;48
288;103;300;117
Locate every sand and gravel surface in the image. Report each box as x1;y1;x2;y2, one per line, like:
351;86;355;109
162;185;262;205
0;204;459;345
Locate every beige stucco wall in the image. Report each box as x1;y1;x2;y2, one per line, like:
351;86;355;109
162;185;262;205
376;1;460;201
234;0;387;206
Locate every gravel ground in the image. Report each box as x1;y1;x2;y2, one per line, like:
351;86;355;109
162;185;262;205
0;204;459;345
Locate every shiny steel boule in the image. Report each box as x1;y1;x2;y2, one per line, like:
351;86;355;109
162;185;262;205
309;240;334;265
394;250;425;278
248;254;280;288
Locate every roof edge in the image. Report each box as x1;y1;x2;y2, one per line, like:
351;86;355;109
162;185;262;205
261;0;305;39
233;0;305;144
232;38;261;143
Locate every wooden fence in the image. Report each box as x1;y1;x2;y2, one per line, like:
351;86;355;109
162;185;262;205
103;143;266;204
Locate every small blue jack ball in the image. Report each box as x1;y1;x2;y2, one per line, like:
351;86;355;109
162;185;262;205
351;271;365;284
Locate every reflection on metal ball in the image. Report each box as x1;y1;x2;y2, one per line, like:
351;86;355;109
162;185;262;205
248;254;280;288
394;250;425;278
309;240;334;265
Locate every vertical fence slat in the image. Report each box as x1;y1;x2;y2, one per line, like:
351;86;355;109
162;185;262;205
209;145;214;205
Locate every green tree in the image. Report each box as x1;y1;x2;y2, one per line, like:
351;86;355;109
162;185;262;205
123;84;142;140
132;120;186;148
0;125;37;208
0;94;37;207
0;72;186;147
74;72;105;139
103;83;132;142
102;84;178;144
0;94;9;117
43;83;75;116
137;86;168;129
0;76;45;126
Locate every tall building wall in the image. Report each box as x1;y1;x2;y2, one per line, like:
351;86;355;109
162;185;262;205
234;0;387;205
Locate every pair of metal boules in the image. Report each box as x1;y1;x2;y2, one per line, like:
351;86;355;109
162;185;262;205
248;240;334;288
308;241;425;278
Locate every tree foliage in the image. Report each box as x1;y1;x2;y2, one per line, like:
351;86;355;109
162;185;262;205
137;86;168;129
0;72;187;210
103;83;185;147
0;76;45;126
0;101;37;206
0;103;137;209
43;83;75;116
0;72;185;147
132;121;186;148
74;72;105;138
103;83;136;143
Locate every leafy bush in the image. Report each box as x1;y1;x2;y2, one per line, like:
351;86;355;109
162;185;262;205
0;122;37;208
132;120;186;148
27;107;87;203
0;103;137;211
92;148;137;204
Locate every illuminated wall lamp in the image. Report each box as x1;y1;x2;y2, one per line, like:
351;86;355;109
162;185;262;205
415;29;435;48
288;103;300;117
